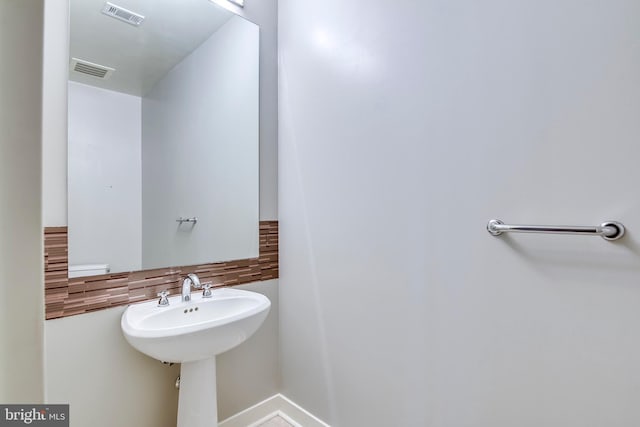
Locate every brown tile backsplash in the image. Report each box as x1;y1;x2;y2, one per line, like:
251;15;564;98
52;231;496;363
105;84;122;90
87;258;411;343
44;221;278;320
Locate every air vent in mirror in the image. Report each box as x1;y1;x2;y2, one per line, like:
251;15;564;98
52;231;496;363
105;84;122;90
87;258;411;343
101;2;145;26
70;58;115;80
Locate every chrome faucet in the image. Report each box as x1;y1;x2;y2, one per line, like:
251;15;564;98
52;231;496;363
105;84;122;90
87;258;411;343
181;273;202;302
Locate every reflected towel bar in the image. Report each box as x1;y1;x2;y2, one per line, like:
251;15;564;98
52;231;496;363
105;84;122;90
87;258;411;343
176;217;198;225
487;219;625;241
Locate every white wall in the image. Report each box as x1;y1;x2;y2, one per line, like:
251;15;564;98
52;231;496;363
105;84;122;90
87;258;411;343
43;0;69;227
45;280;280;425
217;280;281;420
0;0;45;402
142;16;259;269
45;306;180;427
68;81;142;273
279;1;640;426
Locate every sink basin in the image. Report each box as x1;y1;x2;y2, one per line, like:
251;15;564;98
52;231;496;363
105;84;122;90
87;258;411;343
121;287;271;427
121;288;270;363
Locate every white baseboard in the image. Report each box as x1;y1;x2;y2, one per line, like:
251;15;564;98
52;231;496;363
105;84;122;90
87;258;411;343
219;394;330;427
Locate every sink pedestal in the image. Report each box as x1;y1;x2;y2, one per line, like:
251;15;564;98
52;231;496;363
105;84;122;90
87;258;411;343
177;358;217;427
121;288;271;427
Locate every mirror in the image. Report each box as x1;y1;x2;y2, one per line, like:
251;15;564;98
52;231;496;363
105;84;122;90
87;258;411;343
67;0;259;277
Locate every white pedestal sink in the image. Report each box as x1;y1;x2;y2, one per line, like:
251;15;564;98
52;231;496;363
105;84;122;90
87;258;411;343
121;288;271;427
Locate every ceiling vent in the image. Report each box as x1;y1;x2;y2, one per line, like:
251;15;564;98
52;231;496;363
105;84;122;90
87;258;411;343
70;58;115;80
101;2;145;26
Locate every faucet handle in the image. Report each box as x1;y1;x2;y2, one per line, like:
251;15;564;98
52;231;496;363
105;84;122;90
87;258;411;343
202;283;213;298
157;290;170;307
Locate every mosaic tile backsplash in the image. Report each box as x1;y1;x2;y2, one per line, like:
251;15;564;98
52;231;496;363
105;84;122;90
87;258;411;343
44;221;278;320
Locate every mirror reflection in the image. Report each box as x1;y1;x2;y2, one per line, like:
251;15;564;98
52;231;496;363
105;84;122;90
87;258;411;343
68;0;260;278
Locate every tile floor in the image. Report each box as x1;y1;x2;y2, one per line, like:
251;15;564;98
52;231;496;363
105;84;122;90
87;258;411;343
257;415;294;427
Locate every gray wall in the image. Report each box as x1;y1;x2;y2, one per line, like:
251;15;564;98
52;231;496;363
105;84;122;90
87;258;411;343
278;0;640;426
68;81;142;273
142;16;259;269
231;0;278;221
0;0;45;403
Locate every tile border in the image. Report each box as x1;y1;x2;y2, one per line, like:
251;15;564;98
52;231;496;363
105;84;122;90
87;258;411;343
44;221;278;320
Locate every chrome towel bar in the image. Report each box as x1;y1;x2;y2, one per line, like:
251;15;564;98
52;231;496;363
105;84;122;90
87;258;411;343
487;219;625;241
176;217;198;225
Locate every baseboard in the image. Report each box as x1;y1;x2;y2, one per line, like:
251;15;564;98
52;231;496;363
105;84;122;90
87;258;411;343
219;394;330;427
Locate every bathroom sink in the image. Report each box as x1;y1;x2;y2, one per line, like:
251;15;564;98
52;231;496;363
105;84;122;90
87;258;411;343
121;288;270;363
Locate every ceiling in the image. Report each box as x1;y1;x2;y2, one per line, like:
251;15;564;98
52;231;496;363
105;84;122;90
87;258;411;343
69;0;234;96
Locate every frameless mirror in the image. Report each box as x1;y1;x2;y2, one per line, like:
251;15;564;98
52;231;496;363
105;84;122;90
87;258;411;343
67;0;259;278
